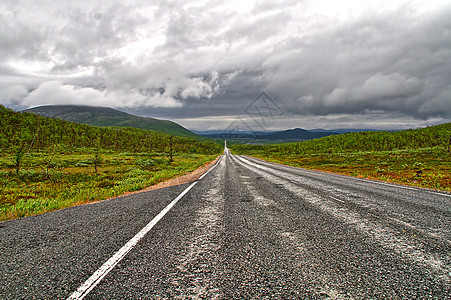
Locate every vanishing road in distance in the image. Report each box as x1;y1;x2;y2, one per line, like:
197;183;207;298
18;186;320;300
1;149;450;299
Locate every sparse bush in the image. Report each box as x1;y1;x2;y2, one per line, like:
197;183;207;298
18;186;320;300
136;158;157;169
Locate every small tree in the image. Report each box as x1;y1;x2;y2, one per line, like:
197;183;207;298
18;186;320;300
148;135;152;152
12;132;34;176
38;144;60;179
13;142;27;176
92;148;102;174
443;135;451;153
169;136;174;162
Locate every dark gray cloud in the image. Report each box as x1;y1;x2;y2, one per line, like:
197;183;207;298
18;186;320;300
0;0;450;130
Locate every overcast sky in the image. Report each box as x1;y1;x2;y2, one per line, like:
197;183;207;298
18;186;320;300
1;0;450;130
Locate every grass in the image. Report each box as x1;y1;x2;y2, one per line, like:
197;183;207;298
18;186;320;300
244;147;451;191
0;150;218;221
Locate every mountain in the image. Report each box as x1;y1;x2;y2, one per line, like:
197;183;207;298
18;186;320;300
261;128;338;140
309;128;399;134
197;127;339;143
24;105;200;138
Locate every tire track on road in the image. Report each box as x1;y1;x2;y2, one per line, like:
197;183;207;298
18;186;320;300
235;155;451;285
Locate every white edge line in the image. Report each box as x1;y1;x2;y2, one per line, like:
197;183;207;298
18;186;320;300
241;155;451;198
67;155;223;300
329;196;345;204
350;176;451;198
429;191;451;198
236;156;349;205
199;155;222;180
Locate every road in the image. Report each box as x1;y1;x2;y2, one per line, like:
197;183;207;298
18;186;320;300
1;150;450;299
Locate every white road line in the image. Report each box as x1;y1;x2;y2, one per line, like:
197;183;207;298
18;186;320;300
199;156;222;180
237;156;348;205
352;177;451;197
426;191;451;198
242;155;451;198
329;196;345;203
67;156;222;300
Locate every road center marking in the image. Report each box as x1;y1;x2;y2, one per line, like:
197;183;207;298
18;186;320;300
67;156;222;300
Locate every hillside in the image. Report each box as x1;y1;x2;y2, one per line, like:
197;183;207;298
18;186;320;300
231;123;451;191
1;105;221;154
0;104;222;220
232;123;451;155
24;105;200;139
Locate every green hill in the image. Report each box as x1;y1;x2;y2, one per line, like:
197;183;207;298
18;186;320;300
24;105;200;139
232;123;451;155
1;105;221;154
0;104;222;220
231;123;451;191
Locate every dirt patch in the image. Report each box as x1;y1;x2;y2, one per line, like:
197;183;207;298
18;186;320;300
118;156;221;198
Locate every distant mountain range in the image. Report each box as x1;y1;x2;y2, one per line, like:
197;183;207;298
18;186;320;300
24;105;391;144
24;105;200;139
193;127;398;143
261;128;338;140
194;128;341;142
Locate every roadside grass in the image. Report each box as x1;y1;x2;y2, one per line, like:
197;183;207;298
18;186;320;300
0;151;218;221
246;147;451;191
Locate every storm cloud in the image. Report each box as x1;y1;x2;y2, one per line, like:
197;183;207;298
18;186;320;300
0;0;450;130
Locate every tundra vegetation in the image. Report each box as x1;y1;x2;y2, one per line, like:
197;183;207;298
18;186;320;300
231;123;451;192
0;105;222;221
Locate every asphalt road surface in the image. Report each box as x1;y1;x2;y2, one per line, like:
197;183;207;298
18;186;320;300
1;149;450;299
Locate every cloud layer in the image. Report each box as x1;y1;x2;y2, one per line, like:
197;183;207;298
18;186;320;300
1;0;450;129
